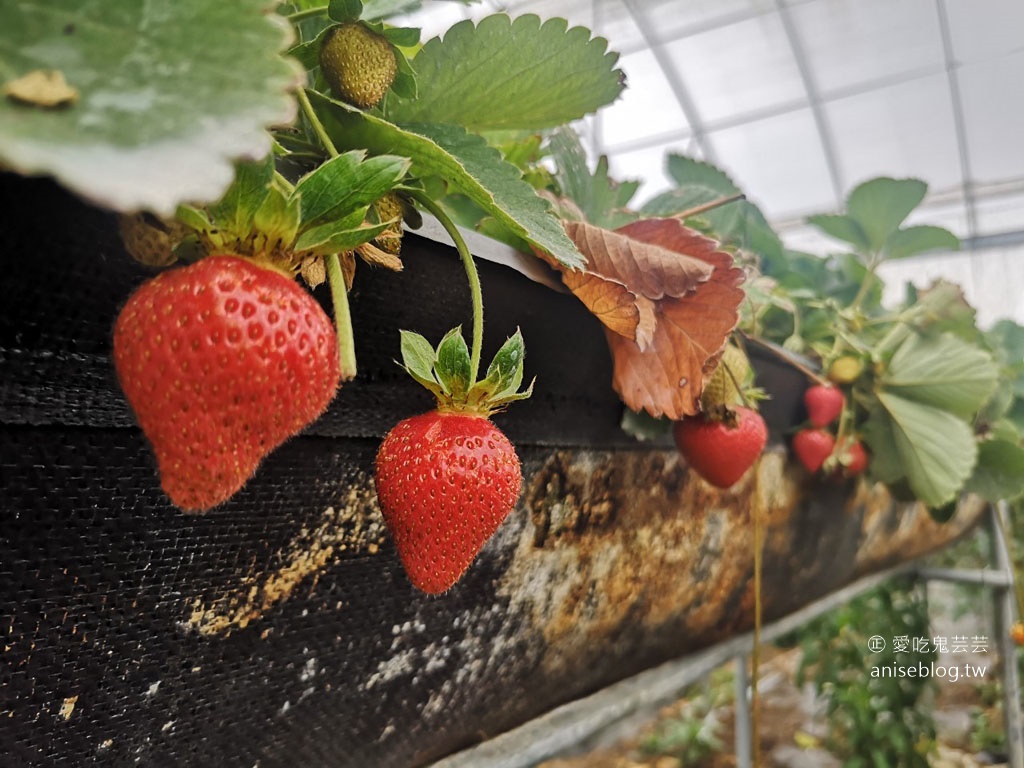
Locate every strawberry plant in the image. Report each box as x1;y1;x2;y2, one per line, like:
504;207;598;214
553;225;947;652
1;0;631;591
6;0;1021;590
537;137;1024;513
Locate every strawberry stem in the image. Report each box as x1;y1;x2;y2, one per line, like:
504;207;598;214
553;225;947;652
325;252;357;381
297;88;339;159
296;88;353;380
752;501;764;766
286;5;328;22
741;332;830;387
673;192;746;220
408;191;484;385
272;171;295;195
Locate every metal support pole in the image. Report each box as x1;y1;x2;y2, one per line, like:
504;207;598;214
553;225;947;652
733;655;753;768
993;502;1024;768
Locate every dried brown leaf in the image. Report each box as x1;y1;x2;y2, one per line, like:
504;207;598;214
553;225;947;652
561;270;638;339
3;69;78;108
564;220;714;300
300;255;326;289
358;242;403;272
561;218;745;419
118;213;182;267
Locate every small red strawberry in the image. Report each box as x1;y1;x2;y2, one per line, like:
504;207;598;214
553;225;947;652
804;384;844;428
113;255;340;512
1011;622;1024;647
836;438;869;476
792;428;836;474
673;406;768;489
375;328;533;593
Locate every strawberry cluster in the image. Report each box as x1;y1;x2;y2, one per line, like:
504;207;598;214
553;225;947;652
791;384;868;479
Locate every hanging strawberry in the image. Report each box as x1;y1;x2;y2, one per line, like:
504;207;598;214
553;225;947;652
113;255;341;512
672;343;768;488
374;195;532;594
375;328;532;594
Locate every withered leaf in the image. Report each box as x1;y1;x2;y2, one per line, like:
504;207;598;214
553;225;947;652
561;270;638;340
3;69;78;108
560;218;745;419
300;255;326;289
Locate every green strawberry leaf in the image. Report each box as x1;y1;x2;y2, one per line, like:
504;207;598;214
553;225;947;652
884;225;959;260
309;90;584;268
648;154;783;260
861;406;907;485
549;127;639;230
873;392;978;508
642;185;782;259
0;0;300;215
620;409;672;443
434;327;472;398
806;214;871;252
381;26;420;47
388;43;418;100
383;14;623;131
286;26;332;71
846;177;927;252
966;439;1024;502
399;330;442;395
293;213;391;254
328;0;363;23
881;332;998;419
207;156;274;238
293;150;410;230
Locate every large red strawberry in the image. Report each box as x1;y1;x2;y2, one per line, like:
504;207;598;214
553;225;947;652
672;406;768;488
792;428;836;474
375;411;521;594
804;384;844;428
375;327;532;594
113;255;340;511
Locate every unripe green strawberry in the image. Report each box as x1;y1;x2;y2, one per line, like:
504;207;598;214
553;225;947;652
828;355;864;384
372;191;404;255
113;255;341;512
319;23;397;109
701;344;750;409
375;411;521;594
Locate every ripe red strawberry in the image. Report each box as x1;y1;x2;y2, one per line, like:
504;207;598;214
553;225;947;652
804;384;844;428
837;438;869;476
375;411;521;594
672;406;768;488
792;428;836;474
1011;622;1024;647
113;255;340;512
375;327;533;593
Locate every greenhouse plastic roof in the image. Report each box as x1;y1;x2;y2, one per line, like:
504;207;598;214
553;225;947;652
394;0;1024;324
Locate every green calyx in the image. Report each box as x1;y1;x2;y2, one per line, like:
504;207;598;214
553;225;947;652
399;327;533;417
